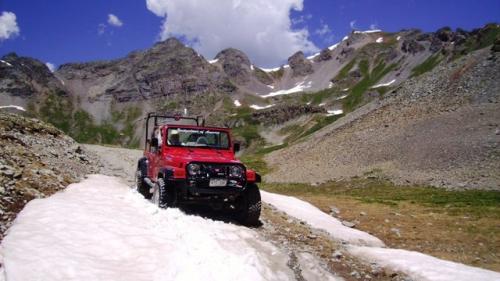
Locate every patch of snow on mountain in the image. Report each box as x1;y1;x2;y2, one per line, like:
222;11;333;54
0;60;12;67
328;43;340;51
250;65;254;70
328;82;333;88
376;37;383;43
208;59;219;64
318;103;326;106
371;79;396;89
250;104;275;110
261;81;312;98
342;36;349;41
261;64;289;72
0;105;25;111
233;100;241;107
327;109;343;116
397;36;401;41
0;175;295;281
307;53;320;60
261;191;384;247
348;246;500;281
354;29;382;34
335;94;348;100
342;88;349;92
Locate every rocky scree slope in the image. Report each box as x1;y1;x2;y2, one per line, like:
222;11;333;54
0;112;101;240
265;46;500;190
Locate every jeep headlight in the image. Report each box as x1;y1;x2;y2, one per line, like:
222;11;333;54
229;165;244;178
187;163;201;176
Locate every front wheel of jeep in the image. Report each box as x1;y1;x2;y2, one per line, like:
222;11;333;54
136;168;151;199
236;183;261;226
152;178;176;208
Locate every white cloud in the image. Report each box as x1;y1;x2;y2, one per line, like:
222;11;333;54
0;11;20;41
315;23;331;36
107;14;123;27
146;0;318;68
350;20;357;29
45;62;56;72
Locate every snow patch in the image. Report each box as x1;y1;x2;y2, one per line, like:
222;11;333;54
342;36;349;41
261;191;384;246
328;43;339;51
267;85;275;89
335;94;348;100
261;65;289;72
354;29;382;34
348;246;500;281
342;88;349;92
328;82;333;89
375;37;383;43
208;58;219;64
297;252;342;281
250;64;254;70
307;53;320;60
327;109;343;116
260;81;312;98
371;79;396;89
250;104;274;110
233;100;241;107
396;36;401;41
0;175;295;281
0;60;12;67
0;105;25;111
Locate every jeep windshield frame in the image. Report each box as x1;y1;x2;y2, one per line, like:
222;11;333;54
166;126;231;150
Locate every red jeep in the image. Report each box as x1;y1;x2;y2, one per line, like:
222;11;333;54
136;113;262;225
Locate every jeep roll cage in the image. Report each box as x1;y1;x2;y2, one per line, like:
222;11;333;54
144;112;205;149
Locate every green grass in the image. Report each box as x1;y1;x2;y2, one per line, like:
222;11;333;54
411;54;442;77
343;60;398;112
333;59;356;81
300;114;342;137
262;179;500;218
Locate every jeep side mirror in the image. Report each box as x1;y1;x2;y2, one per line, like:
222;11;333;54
233;142;240;152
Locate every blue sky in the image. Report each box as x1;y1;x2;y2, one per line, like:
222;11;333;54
0;0;499;68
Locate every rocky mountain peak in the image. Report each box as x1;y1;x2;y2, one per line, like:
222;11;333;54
215;48;252;84
288;51;313;77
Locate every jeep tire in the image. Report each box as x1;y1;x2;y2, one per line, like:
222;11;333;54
236;183;261;226
136;167;151;199
152;177;176;208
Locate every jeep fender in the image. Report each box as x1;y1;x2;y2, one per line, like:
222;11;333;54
246;170;261;183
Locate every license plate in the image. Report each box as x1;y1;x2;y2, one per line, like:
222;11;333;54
209;178;227;187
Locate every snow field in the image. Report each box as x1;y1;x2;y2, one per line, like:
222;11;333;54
0;175;294;281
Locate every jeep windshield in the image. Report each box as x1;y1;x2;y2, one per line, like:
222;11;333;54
167;127;230;149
